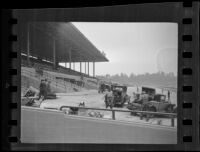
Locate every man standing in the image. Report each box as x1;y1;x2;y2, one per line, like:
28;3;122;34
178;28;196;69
38;79;47;101
44;79;48;99
168;90;170;101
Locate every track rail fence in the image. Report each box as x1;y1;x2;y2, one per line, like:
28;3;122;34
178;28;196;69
59;105;177;127
21;95;177;127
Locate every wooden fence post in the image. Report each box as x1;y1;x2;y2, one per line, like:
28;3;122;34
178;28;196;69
112;110;115;120
171;118;175;127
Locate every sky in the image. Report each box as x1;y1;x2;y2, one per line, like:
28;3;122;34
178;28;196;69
64;22;178;76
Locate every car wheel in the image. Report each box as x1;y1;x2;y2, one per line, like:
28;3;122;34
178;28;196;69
147;106;156;118
173;107;177;113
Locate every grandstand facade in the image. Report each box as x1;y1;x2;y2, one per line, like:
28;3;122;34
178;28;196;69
19;22;108;94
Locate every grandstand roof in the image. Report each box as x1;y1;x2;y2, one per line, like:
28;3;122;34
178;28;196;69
20;22;109;62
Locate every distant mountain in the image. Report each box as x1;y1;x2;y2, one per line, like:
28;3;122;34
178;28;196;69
97;71;177;88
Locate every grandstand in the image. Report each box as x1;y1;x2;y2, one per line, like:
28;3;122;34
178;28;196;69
20;22;109;95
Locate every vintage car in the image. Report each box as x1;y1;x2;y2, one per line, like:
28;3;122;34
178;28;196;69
105;85;130;108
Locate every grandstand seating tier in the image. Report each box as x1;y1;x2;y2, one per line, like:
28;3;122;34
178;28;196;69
21;67;86;93
21;57;99;93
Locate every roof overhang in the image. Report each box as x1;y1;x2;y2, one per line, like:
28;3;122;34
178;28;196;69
18;21;109;62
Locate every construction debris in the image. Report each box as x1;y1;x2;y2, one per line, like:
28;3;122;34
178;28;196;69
88;111;104;118
22;85;57;107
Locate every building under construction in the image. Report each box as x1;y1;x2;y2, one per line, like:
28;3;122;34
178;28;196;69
19;21;109;94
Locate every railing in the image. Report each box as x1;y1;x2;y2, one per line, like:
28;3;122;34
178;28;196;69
21;96;38;99
59;105;177;127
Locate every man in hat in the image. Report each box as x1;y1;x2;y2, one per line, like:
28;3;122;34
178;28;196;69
168;90;171;101
38;79;47;101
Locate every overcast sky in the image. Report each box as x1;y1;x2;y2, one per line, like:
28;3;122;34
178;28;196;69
70;22;178;76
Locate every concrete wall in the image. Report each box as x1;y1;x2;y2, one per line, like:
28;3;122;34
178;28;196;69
21;106;177;144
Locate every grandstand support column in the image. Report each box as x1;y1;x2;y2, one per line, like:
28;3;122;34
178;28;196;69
69;47;71;69
80;62;82;73
27;22;30;65
88;62;89;76
85;62;86;74
53;39;56;69
93;62;95;77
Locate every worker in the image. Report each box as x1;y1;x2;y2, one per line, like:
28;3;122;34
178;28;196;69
105;90;113;109
44;79;49;99
38;79;47;101
136;86;139;92
133;92;136;98
168;90;170;101
131;92;136;102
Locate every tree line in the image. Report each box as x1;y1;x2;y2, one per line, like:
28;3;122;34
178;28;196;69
97;71;177;88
